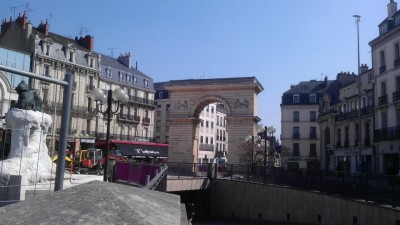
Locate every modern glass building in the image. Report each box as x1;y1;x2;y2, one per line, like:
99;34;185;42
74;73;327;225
0;47;30;88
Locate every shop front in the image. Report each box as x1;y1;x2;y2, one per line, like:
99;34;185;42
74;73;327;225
334;147;373;173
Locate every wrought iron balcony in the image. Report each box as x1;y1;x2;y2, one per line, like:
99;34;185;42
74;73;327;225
394;58;400;67
374;126;400;142
378;95;388;106
393;91;400;102
142;117;151;124
128;96;156;106
128;115;141;122
199;143;215;151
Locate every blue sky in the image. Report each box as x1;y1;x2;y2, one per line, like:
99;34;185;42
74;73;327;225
0;0;389;139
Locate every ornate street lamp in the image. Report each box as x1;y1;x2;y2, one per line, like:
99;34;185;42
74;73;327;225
90;88;129;181
258;125;276;183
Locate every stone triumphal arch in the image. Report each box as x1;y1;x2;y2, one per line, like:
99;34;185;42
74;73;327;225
165;77;264;164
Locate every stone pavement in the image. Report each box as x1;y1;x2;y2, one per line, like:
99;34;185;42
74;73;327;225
0;180;182;225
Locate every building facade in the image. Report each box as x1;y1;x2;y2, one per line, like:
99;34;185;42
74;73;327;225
280;79;326;171
370;0;400;175
0;13;156;156
318;69;375;173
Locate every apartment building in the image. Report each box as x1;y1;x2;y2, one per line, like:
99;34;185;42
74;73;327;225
280;79;326;171
369;0;400;175
154;82;171;144
318;69;375;173
0;13;156;155
97;53;156;142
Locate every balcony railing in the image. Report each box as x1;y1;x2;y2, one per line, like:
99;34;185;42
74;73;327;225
292;133;300;139
199;143;214;151
128;115;141;122
393;91;400;102
394;58;400;67
375;126;400;142
142;117;151;124
128;96;156;106
378;95;388;106
379;65;386;73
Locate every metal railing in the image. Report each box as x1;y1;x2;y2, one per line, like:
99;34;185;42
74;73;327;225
166;163;400;208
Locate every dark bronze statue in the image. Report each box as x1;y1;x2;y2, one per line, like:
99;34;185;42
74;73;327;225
14;80;43;112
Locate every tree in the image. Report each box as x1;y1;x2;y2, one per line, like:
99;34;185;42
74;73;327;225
239;140;265;166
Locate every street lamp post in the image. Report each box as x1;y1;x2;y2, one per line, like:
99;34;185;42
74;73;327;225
245;135;255;166
258;125;276;183
91;88;128;181
354;14;362;172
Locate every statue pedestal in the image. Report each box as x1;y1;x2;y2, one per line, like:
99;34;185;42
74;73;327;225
0;108;54;184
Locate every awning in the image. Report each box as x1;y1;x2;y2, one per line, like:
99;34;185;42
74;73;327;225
114;143;168;157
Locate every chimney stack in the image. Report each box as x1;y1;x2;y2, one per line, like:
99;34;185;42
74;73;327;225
16;12;27;29
118;52;132;68
360;64;369;73
37;19;49;35
388;0;398;20
1;17;13;37
77;35;94;51
324;76;328;88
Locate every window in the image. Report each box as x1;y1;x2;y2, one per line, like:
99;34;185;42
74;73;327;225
380;50;386;73
398;109;400;127
310;127;316;139
69;51;74;62
206;137;209;144
127;75;131;83
42;89;48;105
310;111;316;122
106;68;112;78
309;144;317;157
144;79;149;88
89;57;94;68
293;127;300;139
211;122;214;129
293;95;300;103
206;121;209;128
293;111;299;122
211;106;214;113
309;94;316;103
119;72;124;81
381;112;387;129
395;43;400;66
211;138;214;145
293;143;300;156
200;136;203;144
381;81;387;96
44;65;50;77
134;76;138;85
46;45;50;56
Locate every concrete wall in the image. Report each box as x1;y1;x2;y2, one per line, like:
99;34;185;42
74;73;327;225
210;179;400;225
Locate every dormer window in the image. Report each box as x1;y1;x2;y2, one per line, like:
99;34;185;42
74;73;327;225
127;75;131;83
309;94;316;103
46;45;51;56
134;76;138;85
119;72;124;82
89;57;94;68
69;51;75;62
106;68;112;78
144;79;149;88
293;94;300;104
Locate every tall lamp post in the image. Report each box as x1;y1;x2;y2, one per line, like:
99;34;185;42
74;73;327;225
258;125;276;183
245;135;255;166
91;88;129;181
354;14;362;172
